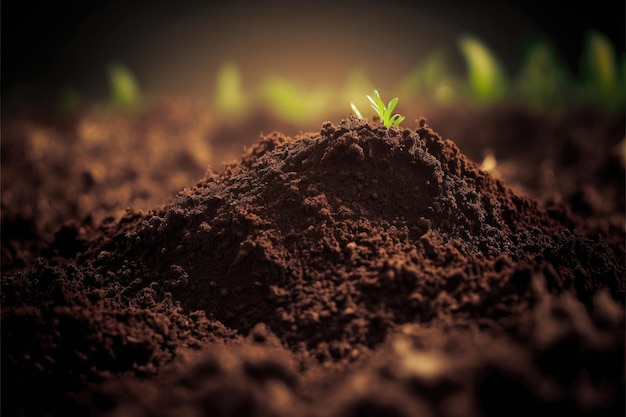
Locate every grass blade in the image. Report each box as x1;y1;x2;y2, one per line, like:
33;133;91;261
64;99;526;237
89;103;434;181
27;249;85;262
351;102;364;119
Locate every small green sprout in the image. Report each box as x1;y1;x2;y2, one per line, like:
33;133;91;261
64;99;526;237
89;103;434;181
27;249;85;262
350;102;364;120
351;90;405;128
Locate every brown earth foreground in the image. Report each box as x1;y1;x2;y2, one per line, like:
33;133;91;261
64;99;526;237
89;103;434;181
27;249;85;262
1;105;625;417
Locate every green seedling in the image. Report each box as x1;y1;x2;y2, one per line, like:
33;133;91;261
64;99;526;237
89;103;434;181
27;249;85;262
458;34;509;103
351;90;405;128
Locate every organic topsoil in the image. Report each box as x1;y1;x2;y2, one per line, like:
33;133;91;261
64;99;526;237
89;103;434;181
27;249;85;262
2;102;624;417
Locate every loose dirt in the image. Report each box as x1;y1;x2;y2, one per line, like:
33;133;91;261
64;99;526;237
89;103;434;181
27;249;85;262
2;102;624;417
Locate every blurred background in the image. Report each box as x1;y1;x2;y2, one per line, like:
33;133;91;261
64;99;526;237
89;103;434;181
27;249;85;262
2;0;624;122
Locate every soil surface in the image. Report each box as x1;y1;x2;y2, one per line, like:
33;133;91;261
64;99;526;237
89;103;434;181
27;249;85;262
2;99;625;417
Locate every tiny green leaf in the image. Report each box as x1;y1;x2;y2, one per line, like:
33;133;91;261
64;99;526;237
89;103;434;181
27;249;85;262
390;114;405;127
384;97;398;121
374;90;385;110
367;94;379;110
350;90;405;128
350;102;364;119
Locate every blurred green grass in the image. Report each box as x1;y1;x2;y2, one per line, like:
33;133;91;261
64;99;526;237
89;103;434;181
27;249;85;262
63;30;625;121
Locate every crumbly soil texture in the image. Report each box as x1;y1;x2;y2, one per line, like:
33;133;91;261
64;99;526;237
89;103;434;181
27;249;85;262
2;104;625;417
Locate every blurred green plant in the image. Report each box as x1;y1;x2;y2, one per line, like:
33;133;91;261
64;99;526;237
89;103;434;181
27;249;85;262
351;90;405;128
398;50;457;104
516;39;571;112
206;30;622;124
57;87;82;114
215;61;248;116
458;34;509;104
579;30;624;113
258;74;333;123
107;62;141;109
340;69;376;115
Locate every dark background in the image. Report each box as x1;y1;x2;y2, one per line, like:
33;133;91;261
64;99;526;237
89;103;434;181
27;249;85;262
2;0;624;106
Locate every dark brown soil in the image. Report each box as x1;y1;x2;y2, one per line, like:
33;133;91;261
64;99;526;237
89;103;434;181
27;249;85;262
2;100;624;417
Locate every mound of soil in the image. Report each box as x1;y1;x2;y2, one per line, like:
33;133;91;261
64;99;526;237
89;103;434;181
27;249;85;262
2;113;624;417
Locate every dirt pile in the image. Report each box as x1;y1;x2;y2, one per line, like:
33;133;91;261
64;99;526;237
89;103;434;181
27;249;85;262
2;116;624;417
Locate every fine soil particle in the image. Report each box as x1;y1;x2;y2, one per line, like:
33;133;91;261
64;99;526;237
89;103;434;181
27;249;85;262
2;111;624;417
